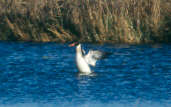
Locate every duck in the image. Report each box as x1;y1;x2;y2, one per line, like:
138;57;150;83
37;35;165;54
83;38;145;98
69;42;110;74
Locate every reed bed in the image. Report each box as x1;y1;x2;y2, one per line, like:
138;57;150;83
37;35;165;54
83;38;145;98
0;0;170;43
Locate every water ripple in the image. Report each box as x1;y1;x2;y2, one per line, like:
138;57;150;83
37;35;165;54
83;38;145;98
0;42;171;106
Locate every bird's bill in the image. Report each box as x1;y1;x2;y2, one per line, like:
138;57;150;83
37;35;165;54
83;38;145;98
69;42;78;47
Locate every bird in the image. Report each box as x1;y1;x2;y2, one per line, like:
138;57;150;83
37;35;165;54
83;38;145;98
69;42;110;74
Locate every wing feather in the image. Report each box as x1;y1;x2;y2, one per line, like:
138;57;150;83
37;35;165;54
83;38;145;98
84;50;108;66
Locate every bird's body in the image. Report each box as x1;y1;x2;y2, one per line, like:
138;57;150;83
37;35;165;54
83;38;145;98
74;44;109;74
76;49;91;74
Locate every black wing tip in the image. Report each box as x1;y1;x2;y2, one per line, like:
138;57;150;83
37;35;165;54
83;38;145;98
102;52;112;59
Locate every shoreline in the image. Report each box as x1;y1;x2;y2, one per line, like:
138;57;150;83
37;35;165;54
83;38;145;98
0;40;170;45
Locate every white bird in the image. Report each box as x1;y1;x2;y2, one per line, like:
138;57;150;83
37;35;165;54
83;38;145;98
70;43;110;74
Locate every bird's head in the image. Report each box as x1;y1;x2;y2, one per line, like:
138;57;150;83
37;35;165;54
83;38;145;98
69;42;81;52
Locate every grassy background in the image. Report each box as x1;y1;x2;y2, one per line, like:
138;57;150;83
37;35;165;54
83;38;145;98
0;0;170;43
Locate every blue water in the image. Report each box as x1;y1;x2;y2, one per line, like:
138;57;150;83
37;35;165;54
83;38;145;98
0;42;171;107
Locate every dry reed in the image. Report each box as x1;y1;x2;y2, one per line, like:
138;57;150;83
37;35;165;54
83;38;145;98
0;0;170;43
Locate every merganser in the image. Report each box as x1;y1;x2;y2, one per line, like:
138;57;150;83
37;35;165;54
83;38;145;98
70;42;110;74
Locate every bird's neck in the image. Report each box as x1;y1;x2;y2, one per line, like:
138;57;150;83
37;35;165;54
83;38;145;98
76;46;83;57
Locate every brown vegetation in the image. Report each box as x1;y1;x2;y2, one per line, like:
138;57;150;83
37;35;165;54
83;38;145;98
0;0;170;43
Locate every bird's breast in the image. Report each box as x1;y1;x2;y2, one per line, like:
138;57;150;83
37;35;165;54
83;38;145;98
76;54;91;73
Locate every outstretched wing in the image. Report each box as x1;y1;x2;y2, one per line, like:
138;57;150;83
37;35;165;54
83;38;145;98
84;50;110;66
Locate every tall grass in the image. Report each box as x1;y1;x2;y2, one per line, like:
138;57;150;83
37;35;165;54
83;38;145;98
0;0;170;43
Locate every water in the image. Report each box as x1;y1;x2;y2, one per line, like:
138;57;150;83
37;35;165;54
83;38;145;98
0;41;171;107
